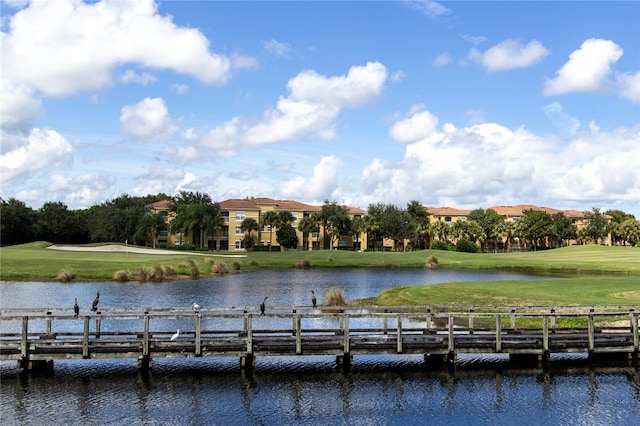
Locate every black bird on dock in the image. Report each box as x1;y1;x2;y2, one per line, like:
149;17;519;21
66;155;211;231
260;296;268;315
311;290;317;308
73;298;79;317
91;291;101;311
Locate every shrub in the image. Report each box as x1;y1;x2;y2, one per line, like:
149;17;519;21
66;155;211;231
56;268;76;282
249;260;259;267
138;265;164;282
211;261;229;275
113;270;133;282
325;286;346;306
231;261;241;271
296;259;312;268
456;239;479;253
426;255;438;269
188;259;200;278
162;265;176;277
430;240;452;251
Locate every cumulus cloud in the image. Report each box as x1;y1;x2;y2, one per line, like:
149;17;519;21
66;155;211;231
47;173;112;208
433;53;452;67
0;80;41;137
278;155;344;201
120;70;157;85
120;97;175;138
177;62;389;158
469;39;549;71
389;106;439;143
404;0;452;19
617;71;640;103
262;39;292;57
1;0;233;97
0;128;74;181
543;102;580;136
543;38;623;95
351;111;640;212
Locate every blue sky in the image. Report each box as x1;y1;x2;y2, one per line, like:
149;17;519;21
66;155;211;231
1;0;639;217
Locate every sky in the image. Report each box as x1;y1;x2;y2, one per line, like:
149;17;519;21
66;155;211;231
1;0;639;218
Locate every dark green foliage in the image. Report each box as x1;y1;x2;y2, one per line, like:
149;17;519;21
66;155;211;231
430;240;452;251
455;239;479;253
276;223;299;249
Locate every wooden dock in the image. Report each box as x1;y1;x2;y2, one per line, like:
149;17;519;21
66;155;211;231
1;305;638;372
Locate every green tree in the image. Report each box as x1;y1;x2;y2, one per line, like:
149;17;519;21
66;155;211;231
276;223;298;250
378;204;413;251
365;203;385;249
468;208;504;252
0;198;37;244
298;214;320;250
35;201;85;244
550;212;577;248
429;220;450;246
583;207;610;244
261;210;279;251
86;194;159;243
407;200;430;249
618;218;640;246
134;212;167;248
605;209;636;245
516;209;554;250
319;200;352;249
240;217;259;250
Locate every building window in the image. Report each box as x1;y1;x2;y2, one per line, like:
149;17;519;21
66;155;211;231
236;211;245;221
457;216;466;221
291;212;298;222
235;226;243;236
235;240;243;250
445;216;452;222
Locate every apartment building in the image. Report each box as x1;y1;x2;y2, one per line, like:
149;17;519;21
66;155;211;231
146;197;367;252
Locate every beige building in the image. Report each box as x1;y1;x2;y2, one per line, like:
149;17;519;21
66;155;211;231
146;197;366;252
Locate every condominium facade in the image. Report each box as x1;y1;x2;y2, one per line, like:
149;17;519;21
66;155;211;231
146;197;367;252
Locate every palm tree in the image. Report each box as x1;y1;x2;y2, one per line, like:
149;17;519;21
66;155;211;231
240;217;259;250
298;215;319;250
135;212;166;248
261;210;279;251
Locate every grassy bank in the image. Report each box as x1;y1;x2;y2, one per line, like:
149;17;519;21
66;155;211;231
1;242;638;307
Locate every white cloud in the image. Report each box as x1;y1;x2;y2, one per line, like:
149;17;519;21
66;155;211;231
171;83;189;95
389;106;439;143
404;1;452;19
469;39;549;71
543;102;580;136
176;62;389;157
120;70;157;85
433;53;452;67
0;128;74;181
617;71;640;103
0;80;41;136
120;97;175;138
1;0;232;97
262;39;292;57
543;38;623;95
278;155;344;201
47;173;112;208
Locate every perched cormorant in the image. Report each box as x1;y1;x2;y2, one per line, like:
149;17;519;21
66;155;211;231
311;290;317;308
73;297;79;317
171;329;180;341
91;291;101;311
193;302;201;312
260;296;268;315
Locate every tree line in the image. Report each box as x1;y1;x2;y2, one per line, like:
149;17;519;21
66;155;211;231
1;194;639;250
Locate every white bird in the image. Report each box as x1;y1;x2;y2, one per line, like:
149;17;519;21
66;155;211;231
192;302;200;311
171;329;180;341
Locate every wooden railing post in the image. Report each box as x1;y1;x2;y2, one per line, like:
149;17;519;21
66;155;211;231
20;316;28;359
142;314;149;357
448;314;454;352
588;313;595;352
83;316;90;358
425;308;432;332
631;310;639;351
468;309;474;334
496;314;502;352
194;313;201;356
292;308;297;336
550;308;556;333
396;315;403;353
45;311;52;335
295;315;302;354
246;315;253;355
510;309;516;330
343;315;350;353
542;315;549;353
383;309;388;335
95;313;101;338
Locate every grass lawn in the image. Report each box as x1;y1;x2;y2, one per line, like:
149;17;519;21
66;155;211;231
1;242;638;307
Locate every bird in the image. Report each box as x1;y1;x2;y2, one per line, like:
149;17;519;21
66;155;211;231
260;296;268;315
91;291;101;311
171;329;180;341
192;302;200;312
73;297;79;317
311;290;317;308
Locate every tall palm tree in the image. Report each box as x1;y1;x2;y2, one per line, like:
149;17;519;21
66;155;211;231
240;217;259;250
298;215;319;250
261;210;279;251
135;212;166;248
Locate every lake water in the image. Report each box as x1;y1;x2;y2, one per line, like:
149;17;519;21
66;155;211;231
1;269;639;425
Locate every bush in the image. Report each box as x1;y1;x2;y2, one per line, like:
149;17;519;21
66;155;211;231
431;240;452;251
426;255;438;269
325;286;346;306
113;270;133;282
211;261;229;275
456;239;479;253
188;259;200;278
56;268;76;282
296;259;312;268
231;261;241;271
